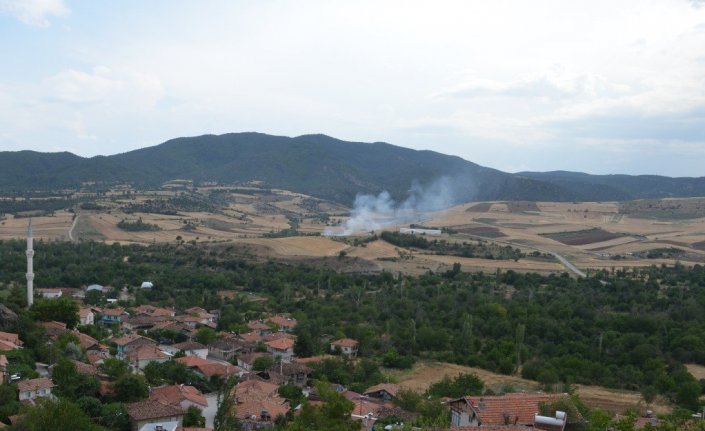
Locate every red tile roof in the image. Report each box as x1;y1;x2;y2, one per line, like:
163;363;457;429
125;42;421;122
175;356;211;368
17;378;54;393
236;399;289;421
265;338;295;351
0;332;20;346
234;379;281;403
126;399;184;421
458;394;558;426
267;315;297;329
331;338;359;348
247;322;271;333
195;362;241;378
127;345;169;362
0;339;19;351
262;332;296;342
71;360;99;376
172;341;207;351
112;334;156;347
239;332;263;343
150;384;208;408
101;307;127;317
364;383;401;398
76;332;100;349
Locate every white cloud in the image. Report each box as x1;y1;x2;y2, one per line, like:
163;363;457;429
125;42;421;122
0;0;68;27
42;66;162;107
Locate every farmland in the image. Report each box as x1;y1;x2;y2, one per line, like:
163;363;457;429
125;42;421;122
1;184;705;276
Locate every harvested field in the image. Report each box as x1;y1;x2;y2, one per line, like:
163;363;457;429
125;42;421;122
506;201;540;212
240;236;348;257
393;361;671;414
455;226;506;238
419;254;565;273
346;239;400;259
0;211;73;241
620;198;705;219
541;228;624;245
465;202;493;212
578;235;640;251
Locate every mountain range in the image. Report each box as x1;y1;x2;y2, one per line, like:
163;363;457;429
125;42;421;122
1;132;703;205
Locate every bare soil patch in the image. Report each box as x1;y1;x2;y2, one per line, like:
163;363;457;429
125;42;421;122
465;202;493;212
455;226;507;238
686;363;705;380
393;361;671;414
541;228;625;246
506;201;541;212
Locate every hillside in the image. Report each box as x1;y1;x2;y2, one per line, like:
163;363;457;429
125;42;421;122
1;132;704;204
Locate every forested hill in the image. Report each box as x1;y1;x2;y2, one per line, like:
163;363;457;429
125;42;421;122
1;132;704;204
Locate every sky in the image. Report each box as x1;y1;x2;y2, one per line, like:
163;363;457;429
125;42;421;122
0;0;704;177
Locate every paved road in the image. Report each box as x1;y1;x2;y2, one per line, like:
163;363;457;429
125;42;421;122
203;393;218;428
549;251;586;278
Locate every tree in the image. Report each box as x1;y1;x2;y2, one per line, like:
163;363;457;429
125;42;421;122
426;373;484;399
278;384;305;406
515;323;525;371
51;358;100;400
195;327;218;345
13;397;104;431
98;403;130;431
214;377;240;431
0;384;20;423
252;355;275;372
99;358;129;381
287;381;359;431
183;405;206;427
112;374;148;402
30;297;79;328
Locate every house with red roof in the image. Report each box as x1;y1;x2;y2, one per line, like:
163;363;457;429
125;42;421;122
330;338;359;357
247;320;272;336
364;383;401;401
150;384;209;411
267;315;297;333
265;338;295;362
113;334;157;358
127;344;170;370
447;393;561;428
17;378;54;402
126;399;184;431
78;307;95;325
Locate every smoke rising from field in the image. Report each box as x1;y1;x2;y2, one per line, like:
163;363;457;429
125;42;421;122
326;176;467;236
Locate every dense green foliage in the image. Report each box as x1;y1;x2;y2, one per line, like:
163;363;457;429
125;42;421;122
425;373;484;398
3;240;705;412
381;231;525;260
116;218;161;232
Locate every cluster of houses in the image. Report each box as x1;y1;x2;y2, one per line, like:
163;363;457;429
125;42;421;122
0;284;662;431
0;284;371;431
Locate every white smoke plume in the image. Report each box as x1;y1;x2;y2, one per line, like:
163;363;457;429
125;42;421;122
325;176;461;236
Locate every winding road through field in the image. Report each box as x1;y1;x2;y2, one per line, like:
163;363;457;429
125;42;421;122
456;231;587;278
68;213;79;242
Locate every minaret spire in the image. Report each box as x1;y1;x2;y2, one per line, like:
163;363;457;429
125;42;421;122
26;219;34;307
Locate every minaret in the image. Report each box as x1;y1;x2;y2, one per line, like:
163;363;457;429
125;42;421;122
26;219;34;307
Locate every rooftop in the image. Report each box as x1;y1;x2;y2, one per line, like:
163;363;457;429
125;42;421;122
331;338;359;348
126;399;184;421
17;377;54;392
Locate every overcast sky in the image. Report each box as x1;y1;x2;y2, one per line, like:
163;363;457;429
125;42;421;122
1;1;704;176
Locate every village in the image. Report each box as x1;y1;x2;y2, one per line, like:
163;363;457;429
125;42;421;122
0;279;596;431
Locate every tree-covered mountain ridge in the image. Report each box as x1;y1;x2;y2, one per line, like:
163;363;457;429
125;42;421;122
1;132;704;204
